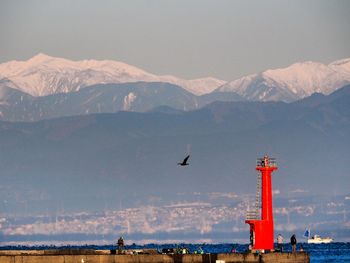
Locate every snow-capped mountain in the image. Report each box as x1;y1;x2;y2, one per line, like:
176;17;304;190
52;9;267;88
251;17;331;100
2;54;349;102
0;53;225;96
216;58;350;102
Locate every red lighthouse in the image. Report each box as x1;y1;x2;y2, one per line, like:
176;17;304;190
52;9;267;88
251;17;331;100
245;156;277;251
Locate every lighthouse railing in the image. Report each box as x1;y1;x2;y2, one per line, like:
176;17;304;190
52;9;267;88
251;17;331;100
246;210;260;220
256;158;277;168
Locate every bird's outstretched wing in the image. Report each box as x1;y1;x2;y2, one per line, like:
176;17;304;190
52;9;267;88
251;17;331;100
183;155;190;164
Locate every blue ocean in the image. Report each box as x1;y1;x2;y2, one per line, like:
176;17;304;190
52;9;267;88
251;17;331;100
2;243;349;263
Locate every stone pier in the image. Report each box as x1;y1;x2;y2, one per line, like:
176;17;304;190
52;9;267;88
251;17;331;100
0;250;310;263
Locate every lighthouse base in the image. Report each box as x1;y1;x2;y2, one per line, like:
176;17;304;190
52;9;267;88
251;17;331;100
246;219;274;251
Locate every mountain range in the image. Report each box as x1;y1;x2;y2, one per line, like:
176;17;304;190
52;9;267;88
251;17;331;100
217;58;350;102
0;82;244;122
0;53;225;96
0;84;349;213
0;54;350;122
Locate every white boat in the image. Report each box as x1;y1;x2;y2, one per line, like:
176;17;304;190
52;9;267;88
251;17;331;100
304;229;333;244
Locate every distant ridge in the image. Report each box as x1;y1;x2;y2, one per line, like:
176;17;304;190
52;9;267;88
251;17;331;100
0;53;225;96
1;54;350;102
0;82;244;122
1;54;350;121
216;58;350;102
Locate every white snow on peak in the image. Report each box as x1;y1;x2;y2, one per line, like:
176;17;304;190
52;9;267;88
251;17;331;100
329;58;350;75
29;53;52;62
262;61;341;95
329;57;350;67
217;74;257;94
217;58;350;102
159;75;226;95
0;54;225;96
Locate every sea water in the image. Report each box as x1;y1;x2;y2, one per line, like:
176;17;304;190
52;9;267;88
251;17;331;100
1;242;350;263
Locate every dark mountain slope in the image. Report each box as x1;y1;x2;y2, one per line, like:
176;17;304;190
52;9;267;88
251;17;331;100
0;86;349;213
0;82;244;122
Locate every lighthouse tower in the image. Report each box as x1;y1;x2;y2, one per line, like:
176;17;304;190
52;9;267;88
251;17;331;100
245;156;277;251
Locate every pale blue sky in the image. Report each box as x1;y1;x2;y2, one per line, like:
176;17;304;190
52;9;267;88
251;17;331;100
0;0;349;80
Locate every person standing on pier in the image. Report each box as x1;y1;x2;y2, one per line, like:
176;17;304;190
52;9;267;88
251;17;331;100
277;234;283;252
290;234;297;253
117;236;124;254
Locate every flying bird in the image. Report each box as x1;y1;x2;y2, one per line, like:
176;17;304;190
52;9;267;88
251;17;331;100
178;155;190;166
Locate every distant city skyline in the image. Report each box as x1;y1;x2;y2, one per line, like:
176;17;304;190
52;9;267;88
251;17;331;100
1;0;349;80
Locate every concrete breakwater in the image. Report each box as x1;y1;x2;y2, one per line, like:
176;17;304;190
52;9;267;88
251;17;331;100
0;250;309;263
